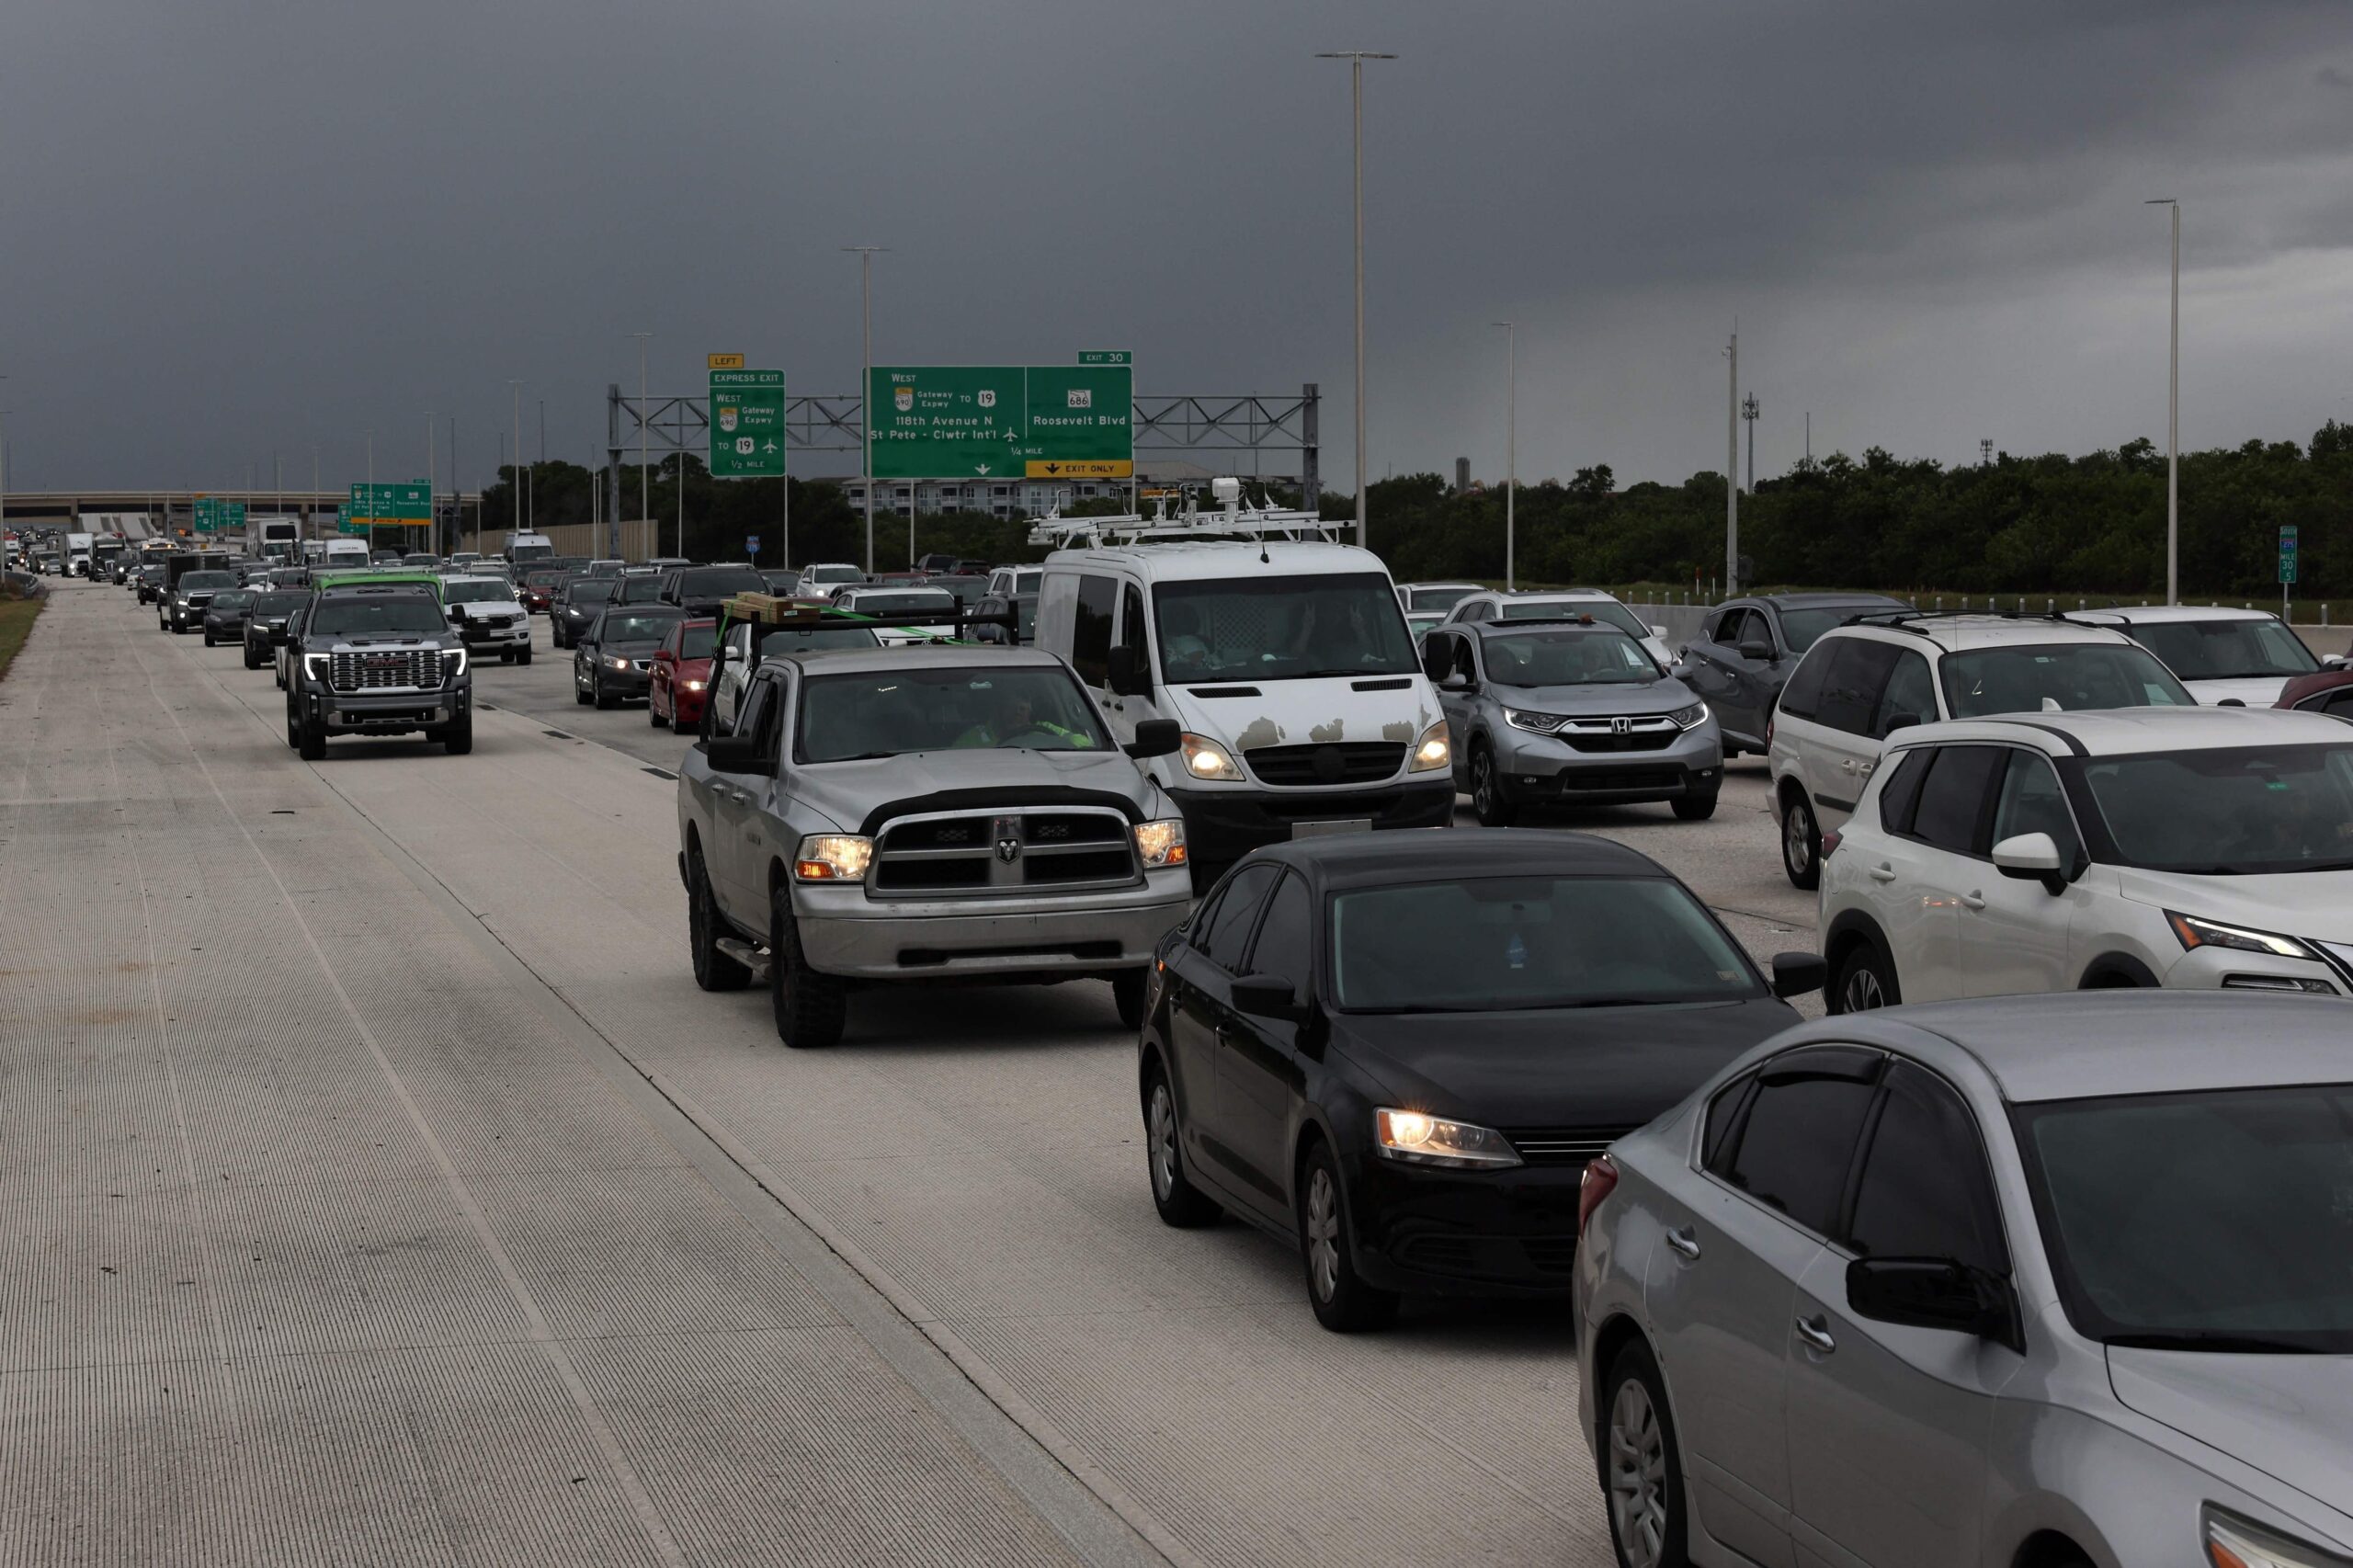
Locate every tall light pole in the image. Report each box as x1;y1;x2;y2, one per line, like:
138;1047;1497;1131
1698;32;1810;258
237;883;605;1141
1491;321;1516;590
506;379;525;547
629;332;652;553
1317;51;1393;554
2147;198;2180;604
425;413;435;555
365;430;375;555
1741;391;1759;493
534;398;544;533
844;246;886;574
1724;330;1739;595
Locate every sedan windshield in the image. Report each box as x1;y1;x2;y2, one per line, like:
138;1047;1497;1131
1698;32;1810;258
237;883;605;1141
311;597;448;636
2017;1084;2353;1353
2130;619;2320;681
1331;876;1761;1012
565;581;620;608
1483;628;1660;686
180;572;237;591
674;566;765;599
1939;642;2193;719
799;666;1108;761
616;576;666;603
1499;598;1652;642
1155;573;1417;682
255;593;307;615
442;580;514;604
2079;743;2353;874
209;590;256;611
597;611;685;644
1406;585;1476;613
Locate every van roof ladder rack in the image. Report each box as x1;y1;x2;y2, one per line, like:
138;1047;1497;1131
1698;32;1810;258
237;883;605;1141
1026;475;1341;549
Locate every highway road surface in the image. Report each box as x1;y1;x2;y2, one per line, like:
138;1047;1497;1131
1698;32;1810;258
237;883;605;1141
1;581;1818;1566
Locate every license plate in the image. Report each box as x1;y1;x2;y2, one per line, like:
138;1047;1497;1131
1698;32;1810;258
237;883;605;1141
1290;818;1372;839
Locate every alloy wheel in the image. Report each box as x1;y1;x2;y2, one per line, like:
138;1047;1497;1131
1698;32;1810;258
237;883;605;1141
1843;965;1885;1011
1147;1085;1178;1201
1608;1380;1670;1568
1305;1168;1341;1303
1472;754;1495;816
1783;810;1813;876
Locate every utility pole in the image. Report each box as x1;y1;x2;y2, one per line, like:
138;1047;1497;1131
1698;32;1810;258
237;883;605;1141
425;414;435;556
534;398;543;534
1492;321;1516;590
844;246;885;574
629;332;652;549
1724;330;1739;596
1317;51;1394;555
1741;391;1759;493
1804;411;1812;466
506;380;524;547
2147;198;2180;605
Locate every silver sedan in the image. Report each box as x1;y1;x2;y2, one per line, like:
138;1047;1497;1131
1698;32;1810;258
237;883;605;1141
1572;991;2353;1568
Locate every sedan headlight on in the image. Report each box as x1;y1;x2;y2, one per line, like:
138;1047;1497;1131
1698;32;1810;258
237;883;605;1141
1374;1108;1522;1169
1133;818;1188;869
793;834;874;882
2202;1504;2347;1568
608;654;632;671
1181;733;1244;781
1668;700;1709;730
1408;720;1451;772
1504;708;1565;734
2166;912;2318;960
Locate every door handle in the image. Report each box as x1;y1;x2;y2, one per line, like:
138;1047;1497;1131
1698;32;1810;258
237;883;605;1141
1839;759;1855;773
1664;1226;1701;1261
1794;1315;1837;1355
1961;891;1987;910
1868;864;1897;883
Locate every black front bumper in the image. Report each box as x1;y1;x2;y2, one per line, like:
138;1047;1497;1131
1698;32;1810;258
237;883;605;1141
1166;778;1454;883
300;682;471;734
1343;1145;1586;1296
1505;761;1721;807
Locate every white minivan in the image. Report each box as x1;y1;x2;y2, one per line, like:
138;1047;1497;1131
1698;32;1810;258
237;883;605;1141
320;538;372;569
1035;540;1454;888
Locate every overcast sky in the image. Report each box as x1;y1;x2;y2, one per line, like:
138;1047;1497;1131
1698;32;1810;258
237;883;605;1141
6;0;2351;497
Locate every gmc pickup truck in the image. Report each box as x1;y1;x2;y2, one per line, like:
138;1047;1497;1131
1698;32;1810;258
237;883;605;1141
676;643;1192;1048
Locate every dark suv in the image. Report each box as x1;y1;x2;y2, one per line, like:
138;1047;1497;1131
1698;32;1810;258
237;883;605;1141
284;584;473;759
660;563;766;617
1678;592;1909;754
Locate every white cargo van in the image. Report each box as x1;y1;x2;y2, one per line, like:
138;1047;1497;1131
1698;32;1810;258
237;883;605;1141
505;531;555;563
320;538;371;569
1032;492;1453;887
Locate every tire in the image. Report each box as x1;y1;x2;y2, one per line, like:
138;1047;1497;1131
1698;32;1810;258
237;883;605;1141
649;699;665;728
1672;789;1719;822
1470;744;1518;827
243;643;261;670
1780;791;1822;891
1297;1141;1397;1332
285;702;301;750
1111;970;1148;1030
516;649;531;666
593;674;617;710
1142;1062;1222;1227
444;711;472;755
687;847;750;992
202;630;215;646
768;884;846;1049
1831;937;1900;1015
296;711;326;761
574;671;593;706
1600;1340;1693;1568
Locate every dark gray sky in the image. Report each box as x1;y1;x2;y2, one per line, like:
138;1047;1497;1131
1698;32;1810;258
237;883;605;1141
6;0;2350;496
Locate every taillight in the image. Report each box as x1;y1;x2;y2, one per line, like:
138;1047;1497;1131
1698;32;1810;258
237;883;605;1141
1576;1153;1620;1238
1820;827;1842;859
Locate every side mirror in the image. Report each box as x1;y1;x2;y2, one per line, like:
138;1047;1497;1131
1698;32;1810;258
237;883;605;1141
1439;670;1476;693
2324;655;2348;671
1847;1257;2020;1349
704;733;770;775
1108;642;1147;696
448;604;467;621
1737;639;1776;663
1881;711;1921;735
1992;831;2067;895
1770;952;1827;998
1126;718;1181;759
1230;973;1305;1021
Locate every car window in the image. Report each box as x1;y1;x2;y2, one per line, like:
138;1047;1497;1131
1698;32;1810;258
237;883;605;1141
1720;1046;1884;1235
1814;639;1903;735
1200;863;1280;973
1907;744;2004;855
1848;1062;2008;1274
1719;608;1758;647
1875;747;1936;835
1939;642;2193;718
729;675;777;747
1071;574;1117;686
1991;750;2082;861
1776;639;1837;720
1871;650;1936;736
1702;1075;1757;1176
1245;872;1314;988
1120;581;1149;660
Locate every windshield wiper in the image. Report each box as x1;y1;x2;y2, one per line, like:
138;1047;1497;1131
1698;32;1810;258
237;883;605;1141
2106;1331;2324;1354
817;751;900;763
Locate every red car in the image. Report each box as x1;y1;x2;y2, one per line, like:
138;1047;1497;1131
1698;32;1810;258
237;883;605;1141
519;569;569;613
2277;665;2353;719
649;617;717;733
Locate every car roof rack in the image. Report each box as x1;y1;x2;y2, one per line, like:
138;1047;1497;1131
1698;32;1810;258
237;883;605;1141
1468;614;1603;630
1027;476;1340;549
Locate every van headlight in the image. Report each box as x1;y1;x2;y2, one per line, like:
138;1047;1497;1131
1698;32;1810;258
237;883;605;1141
1133;818;1188;868
1409;720;1451;772
1181;733;1244;781
793;835;874;882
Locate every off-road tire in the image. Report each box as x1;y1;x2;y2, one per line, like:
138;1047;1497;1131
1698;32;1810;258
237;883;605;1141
687;848;750;992
769;885;846;1049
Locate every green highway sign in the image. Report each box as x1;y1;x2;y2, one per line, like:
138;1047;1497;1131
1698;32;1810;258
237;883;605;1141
347;482;432;526
869;362;1134;480
1077;350;1131;366
2280;523;2299;585
192;497;247;535
709;368;787;478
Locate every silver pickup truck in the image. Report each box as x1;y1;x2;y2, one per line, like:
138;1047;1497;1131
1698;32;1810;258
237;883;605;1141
676;643;1193;1048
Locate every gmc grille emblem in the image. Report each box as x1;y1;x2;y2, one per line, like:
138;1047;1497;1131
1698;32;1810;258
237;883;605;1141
1611;716;1631;734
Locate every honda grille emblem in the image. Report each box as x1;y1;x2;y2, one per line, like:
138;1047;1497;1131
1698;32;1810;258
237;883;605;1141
1611;716;1632;734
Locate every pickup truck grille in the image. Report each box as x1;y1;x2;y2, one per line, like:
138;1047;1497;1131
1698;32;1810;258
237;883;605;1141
329;650;439;692
1245;742;1405;787
872;808;1137;897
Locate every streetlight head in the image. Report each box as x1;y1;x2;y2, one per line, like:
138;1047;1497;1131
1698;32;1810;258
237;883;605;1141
1315;51;1397;59
2145;197;2177;205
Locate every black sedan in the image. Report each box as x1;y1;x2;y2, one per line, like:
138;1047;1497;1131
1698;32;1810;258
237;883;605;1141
240;590;310;669
199;588;259;645
551;577;619;649
1139;829;1823;1330
574;607;686;709
135;563;169;603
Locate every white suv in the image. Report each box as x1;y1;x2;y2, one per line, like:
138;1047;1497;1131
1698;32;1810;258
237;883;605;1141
1819;706;2353;1012
1439;588;1674;669
2073;604;2344;706
1768;614;2194;888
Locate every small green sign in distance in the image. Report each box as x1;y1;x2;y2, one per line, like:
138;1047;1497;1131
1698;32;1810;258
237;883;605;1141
868;363;1133;480
709;369;787;478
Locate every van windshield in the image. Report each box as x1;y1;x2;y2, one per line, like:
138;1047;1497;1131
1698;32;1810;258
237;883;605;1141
1154;572;1418;683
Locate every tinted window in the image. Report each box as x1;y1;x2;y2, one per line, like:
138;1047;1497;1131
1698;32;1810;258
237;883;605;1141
310;597;447;636
1702;1076;1757;1176
1072;574;1117;686
1939;642;2193;718
1848;1063;2007;1272
1908;744;2003;854
674;567;765;598
1871;650;1936;736
1991;750;2081;861
1814;639;1903;735
1120;582;1148;658
566;580;620;606
1201;864;1280;973
2079;742;2353;876
2131;618;2318;681
1777;641;1837;720
798;666;1109;762
1245;872;1314;989
1875;747;1935;835
1154;573;1417;684
1722;1048;1882;1234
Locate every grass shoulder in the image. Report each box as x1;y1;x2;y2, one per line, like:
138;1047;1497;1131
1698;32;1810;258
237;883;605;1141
0;594;44;684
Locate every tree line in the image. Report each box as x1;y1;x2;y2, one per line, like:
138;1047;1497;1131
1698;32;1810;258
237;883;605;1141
473;421;2353;594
